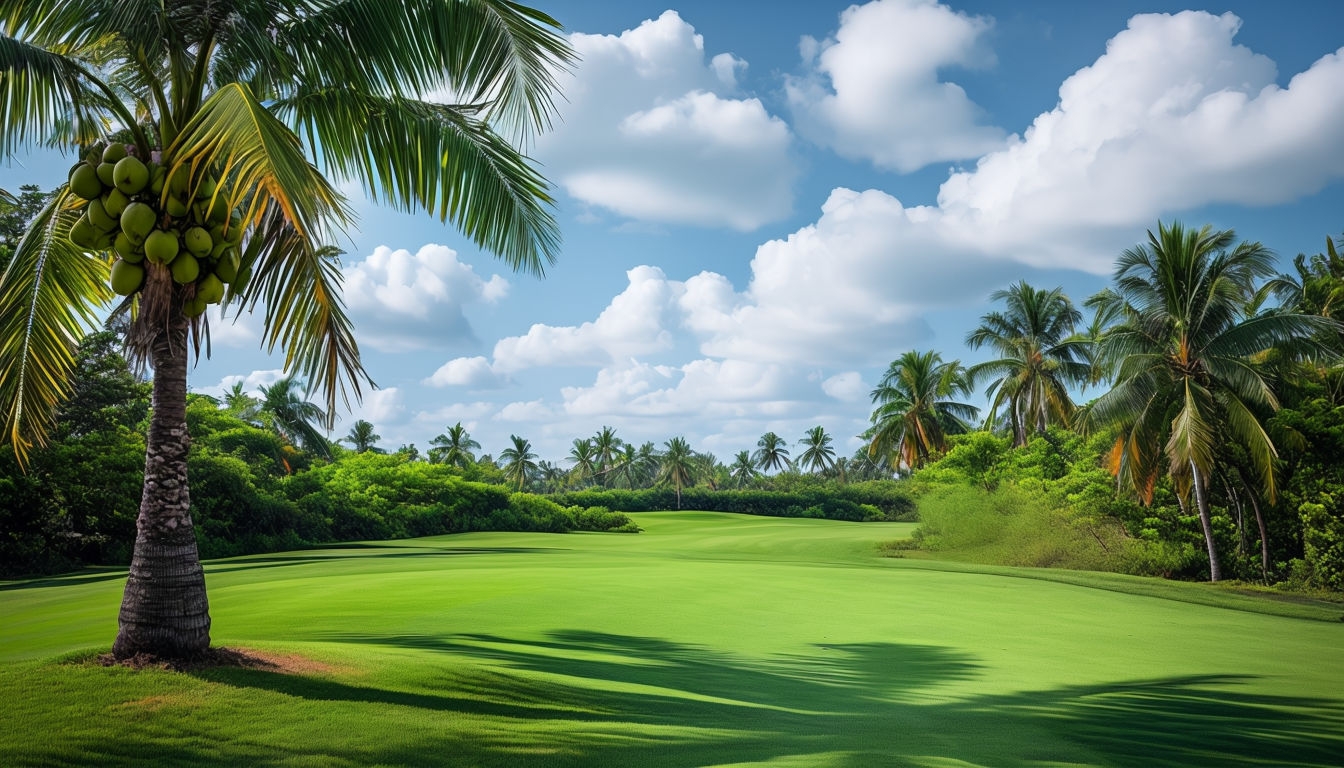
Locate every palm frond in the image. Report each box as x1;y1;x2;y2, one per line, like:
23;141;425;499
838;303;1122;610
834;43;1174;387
275;89;557;275
0;32;112;152
0;188;111;464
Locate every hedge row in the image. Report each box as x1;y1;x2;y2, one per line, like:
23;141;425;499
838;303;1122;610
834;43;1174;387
550;482;915;522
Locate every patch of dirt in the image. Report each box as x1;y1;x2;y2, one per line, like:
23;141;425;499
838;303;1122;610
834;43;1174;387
94;646;336;674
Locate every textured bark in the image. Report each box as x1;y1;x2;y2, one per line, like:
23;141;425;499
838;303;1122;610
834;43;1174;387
1190;462;1223;583
112;311;211;658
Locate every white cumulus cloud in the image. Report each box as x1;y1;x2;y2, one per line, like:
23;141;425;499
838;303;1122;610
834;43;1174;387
342;243;509;352
538;10;797;230
786;0;1005;172
424;356;507;389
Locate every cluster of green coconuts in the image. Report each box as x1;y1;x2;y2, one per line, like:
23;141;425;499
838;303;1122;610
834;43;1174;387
67;142;244;318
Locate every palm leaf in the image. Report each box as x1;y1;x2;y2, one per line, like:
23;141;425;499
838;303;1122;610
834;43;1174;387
0;188;111;464
0;31;112;152
275;89;558;275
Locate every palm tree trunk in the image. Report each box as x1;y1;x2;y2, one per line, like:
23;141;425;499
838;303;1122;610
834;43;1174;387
1189;461;1222;583
112;312;211;659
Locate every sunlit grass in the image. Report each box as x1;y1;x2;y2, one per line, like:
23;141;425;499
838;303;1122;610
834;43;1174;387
3;512;1343;766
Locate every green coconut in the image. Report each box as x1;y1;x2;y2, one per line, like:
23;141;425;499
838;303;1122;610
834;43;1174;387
69;164;104;201
182;295;208;318
69;215;98;249
95;162;116;188
214;248;241;283
93;230;115;250
171;253;201;284
144;229;180;265
205;194;230;225
196;273;225;304
113;156;149;195
103;188;129;218
102;143;128;164
166;196;189;219
86;197;118;232
110;259;145;295
120;202;157;243
195;173;217;200
184;226;213;257
114;232;144;263
149;165;167;196
168;164;190;198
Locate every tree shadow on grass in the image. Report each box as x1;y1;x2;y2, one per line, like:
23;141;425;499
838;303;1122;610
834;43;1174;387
185;630;1344;768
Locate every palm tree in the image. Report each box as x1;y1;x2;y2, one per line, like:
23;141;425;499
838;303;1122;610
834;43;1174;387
222;381;259;421
536;460;566;493
499;434;539;492
966;281;1088;446
428;422;480;468
752;432;791;474
796;425;837;474
0;0;572;659
868;350;978;470
1081;222;1336;582
591;425;623;488
658;436;697;509
631;441;661;489
729;450;761;489
257;376;330;458
341;419;381;453
567;437;597;487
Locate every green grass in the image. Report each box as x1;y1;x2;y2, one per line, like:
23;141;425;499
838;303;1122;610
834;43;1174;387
3;512;1343;767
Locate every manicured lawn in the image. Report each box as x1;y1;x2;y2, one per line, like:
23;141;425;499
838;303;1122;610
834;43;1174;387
3;512;1342;766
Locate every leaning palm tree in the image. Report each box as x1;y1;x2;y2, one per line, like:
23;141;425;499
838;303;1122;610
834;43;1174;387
257;375;329;458
341;419;381;454
868;350;978;470
658;436;697;510
1081;222;1336;582
499;434;539;492
966;281;1088;446
0;0;572;659
729;450;761;489
752;432;791;474
428;422;480;468
796;425;837;474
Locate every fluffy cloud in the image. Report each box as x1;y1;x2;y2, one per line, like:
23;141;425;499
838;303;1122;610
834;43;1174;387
491;266;680;373
935;11;1344;270
559;359;794;419
424;356;507;389
205;304;259;348
197;369;287;400
822;372;868;402
342;243;509;352
537;11;797;230
786;0;1005;172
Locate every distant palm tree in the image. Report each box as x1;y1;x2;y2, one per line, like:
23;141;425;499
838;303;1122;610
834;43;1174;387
658;437;697;509
966;281;1088;446
752;432;792;473
341;419;382;453
592;425;624;488
797;426;837;474
258;376;330;458
729;450;761;489
429;422;480;468
537;461;566;493
868;350;977;470
500;435;539;492
632;441;661;489
568;437;597;487
222;382;259;421
1081;222;1335;582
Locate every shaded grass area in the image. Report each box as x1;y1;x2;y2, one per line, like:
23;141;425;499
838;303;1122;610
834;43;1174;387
3;512;1343;766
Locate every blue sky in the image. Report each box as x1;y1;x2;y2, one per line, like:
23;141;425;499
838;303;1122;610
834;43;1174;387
4;0;1343;463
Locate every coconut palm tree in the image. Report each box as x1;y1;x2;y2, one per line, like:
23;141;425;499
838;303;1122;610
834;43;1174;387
729;450;761;489
536;460;566;493
222;381;259;421
868;350;978;470
0;0;572;659
428;422;480;468
796;425;837;474
499;434;539;492
341;419;381;454
966;281;1088;446
752;432;791;474
591;425;623;488
567;437;597;487
658;436;697;509
1081;222;1336;582
257;375;329;458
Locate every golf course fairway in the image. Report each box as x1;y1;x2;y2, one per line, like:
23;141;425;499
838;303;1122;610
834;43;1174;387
2;512;1342;767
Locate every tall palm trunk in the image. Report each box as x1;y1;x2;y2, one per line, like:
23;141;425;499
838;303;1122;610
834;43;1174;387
112;310;211;658
1189;461;1223;582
